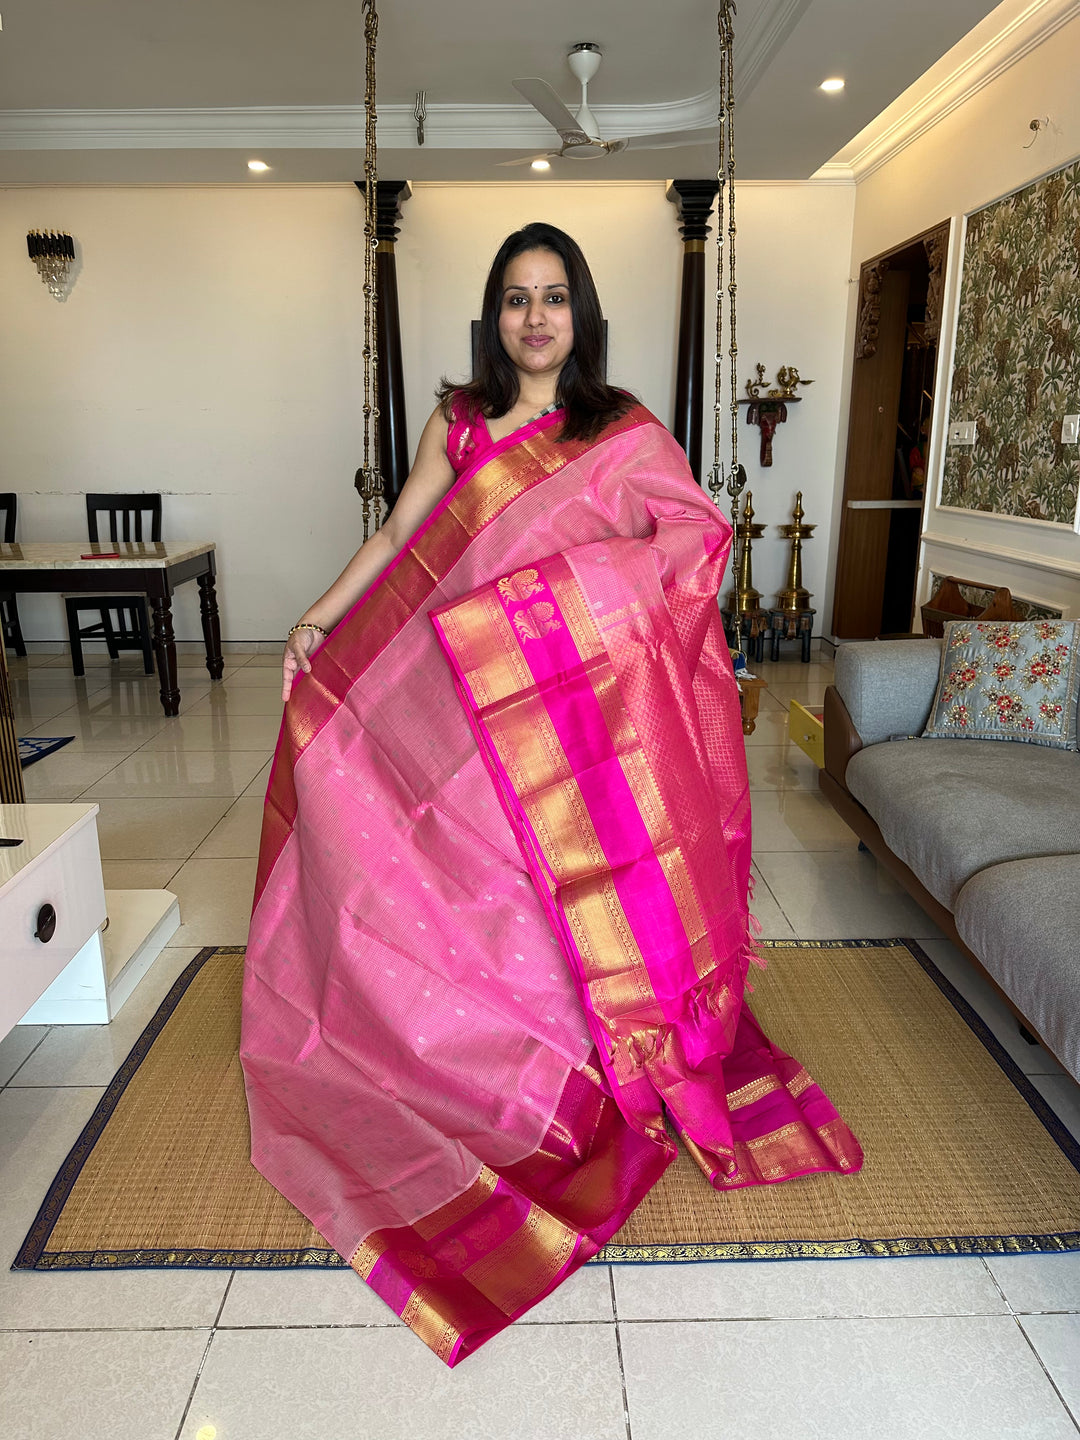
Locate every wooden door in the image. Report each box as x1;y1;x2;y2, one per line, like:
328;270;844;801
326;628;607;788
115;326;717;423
831;267;910;638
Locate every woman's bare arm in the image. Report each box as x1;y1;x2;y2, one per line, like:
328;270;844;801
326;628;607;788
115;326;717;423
282;406;455;700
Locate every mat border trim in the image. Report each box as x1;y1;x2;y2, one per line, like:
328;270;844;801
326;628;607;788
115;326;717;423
12;939;1080;1272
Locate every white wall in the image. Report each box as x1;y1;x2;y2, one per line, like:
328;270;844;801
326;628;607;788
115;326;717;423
841;10;1080;625
1;185;371;643
703;181;856;621
1;178;857;643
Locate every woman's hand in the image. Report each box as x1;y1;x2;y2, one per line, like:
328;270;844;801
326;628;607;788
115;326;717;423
282;626;322;703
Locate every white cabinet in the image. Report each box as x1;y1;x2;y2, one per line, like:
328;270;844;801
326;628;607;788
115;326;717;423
0;804;107;1036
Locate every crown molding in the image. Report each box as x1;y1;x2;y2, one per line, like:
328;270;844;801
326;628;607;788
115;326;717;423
0;90;720;153
834;0;1080;183
733;0;813;102
921;529;1080;577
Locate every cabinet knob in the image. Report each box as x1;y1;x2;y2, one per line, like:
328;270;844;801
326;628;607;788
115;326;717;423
34;904;57;943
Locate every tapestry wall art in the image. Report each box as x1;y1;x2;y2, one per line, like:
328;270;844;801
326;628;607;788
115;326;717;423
941;158;1080;523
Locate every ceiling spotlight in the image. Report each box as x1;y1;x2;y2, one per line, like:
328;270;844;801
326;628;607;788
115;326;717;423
247;159;270;172
819;78;845;93
531;159;551;172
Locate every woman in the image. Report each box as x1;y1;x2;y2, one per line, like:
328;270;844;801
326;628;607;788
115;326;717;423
242;222;861;1367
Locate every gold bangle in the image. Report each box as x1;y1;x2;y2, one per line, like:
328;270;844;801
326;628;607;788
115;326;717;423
287;622;328;640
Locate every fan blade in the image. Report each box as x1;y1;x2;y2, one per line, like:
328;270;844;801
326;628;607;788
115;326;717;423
496;151;561;168
513;78;590;143
623;125;721;150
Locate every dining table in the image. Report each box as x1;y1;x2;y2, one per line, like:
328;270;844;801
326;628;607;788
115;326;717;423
0;540;224;717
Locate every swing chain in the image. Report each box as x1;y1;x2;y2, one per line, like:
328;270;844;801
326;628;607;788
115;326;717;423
357;0;383;539
709;2;746;526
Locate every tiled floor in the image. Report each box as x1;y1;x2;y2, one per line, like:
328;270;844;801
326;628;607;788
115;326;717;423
2;648;1079;1440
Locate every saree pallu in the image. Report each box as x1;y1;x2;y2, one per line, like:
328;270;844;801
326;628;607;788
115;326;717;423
241;404;862;1366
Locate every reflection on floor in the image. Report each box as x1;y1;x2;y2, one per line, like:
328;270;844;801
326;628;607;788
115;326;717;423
2;647;1078;1440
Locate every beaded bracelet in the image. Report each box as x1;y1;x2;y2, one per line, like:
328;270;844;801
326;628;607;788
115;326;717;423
287;622;328;640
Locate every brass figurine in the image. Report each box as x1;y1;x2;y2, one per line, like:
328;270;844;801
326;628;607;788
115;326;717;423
771;366;814;398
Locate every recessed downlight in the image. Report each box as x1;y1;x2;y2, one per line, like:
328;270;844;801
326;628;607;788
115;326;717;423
531;159;551;172
247;159;270;172
819;78;845;93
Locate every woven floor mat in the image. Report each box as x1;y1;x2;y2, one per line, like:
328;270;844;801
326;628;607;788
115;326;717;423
14;940;1080;1270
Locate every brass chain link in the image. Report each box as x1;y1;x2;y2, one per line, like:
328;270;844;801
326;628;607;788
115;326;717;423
709;2;746;528
357;0;382;539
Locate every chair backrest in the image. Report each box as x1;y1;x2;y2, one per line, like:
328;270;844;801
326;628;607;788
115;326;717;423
0;493;16;545
86;493;162;543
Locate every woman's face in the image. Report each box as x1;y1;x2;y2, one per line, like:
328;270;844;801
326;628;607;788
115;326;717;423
497;248;574;383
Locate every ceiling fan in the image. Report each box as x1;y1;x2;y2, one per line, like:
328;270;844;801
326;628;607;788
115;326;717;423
502;42;719;166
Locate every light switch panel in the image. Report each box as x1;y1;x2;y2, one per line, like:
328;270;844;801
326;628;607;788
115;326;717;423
947;420;977;445
1062;414;1080;445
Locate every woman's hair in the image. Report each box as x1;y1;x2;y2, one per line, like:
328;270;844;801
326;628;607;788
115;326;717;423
436;221;632;443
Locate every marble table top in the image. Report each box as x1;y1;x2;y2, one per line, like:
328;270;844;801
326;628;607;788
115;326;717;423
0;541;214;570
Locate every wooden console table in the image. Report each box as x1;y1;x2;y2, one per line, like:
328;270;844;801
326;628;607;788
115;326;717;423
0;541;224;717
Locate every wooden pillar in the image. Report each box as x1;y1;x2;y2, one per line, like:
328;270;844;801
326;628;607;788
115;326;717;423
666;179;718;483
355;180;412;509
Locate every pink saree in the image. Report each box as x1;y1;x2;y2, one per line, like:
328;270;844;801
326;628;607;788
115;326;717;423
241;403;862;1365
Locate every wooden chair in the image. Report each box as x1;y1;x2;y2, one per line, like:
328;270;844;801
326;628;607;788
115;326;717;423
0;494;27;659
64;493;161;677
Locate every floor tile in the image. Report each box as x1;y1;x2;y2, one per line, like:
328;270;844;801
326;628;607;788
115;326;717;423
21;712;170;752
219;1268;402;1329
137;712;285;752
0;1330;209;1440
206;665;286;688
100;858;182;889
93;796;233;859
520;1262;615;1322
182;1324;626;1440
81;749;270;799
184;689;287;715
919;939;1067;1078
764;680;832;708
242;758;274;797
165;858;258;946
191;796;265;859
749;864;796;940
11;949;199;1088
755;662;835;683
21;750;125;801
1019;1314;1080;1420
745;745;820;791
741;708;792;746
0;1026;49;1087
987;1254;1080;1314
613;1255;1008;1321
619;1316;1077;1439
1030;1075;1080;1144
750;788;858;852
754;850;945;939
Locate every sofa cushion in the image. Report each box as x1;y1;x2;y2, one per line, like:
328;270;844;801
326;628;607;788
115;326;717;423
954;854;1080;1083
923;619;1080;750
835;639;943;746
846;739;1080;907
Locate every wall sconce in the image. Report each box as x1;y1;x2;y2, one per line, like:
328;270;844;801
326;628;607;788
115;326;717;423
26;231;75;299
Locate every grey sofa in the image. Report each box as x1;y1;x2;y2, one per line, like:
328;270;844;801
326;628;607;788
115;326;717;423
820;639;1080;1082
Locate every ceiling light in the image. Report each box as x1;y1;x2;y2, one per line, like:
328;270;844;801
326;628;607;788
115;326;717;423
819;78;845;93
531;159;551;172
247;159;270;172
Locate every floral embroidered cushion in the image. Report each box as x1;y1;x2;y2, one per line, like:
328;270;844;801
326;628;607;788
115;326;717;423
923;619;1080;750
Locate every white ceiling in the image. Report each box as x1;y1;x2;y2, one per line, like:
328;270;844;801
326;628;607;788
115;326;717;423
0;0;1007;184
